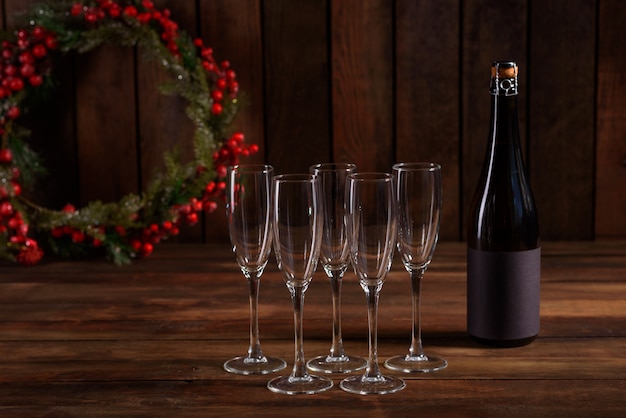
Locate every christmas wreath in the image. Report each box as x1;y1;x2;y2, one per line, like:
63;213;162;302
0;0;258;266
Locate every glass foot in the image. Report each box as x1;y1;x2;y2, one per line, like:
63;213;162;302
223;355;287;375
384;353;448;373
340;374;405;395
306;354;367;374
267;373;334;395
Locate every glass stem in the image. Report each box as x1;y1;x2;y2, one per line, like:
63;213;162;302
247;275;264;361
408;268;426;358
290;284;308;379
329;271;346;358
364;283;383;379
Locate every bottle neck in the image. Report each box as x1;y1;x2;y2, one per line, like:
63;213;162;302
489;92;521;149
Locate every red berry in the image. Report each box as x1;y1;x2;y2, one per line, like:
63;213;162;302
17;39;29;50
51;227;64;238
130;239;142;251
44;36;58;50
62;204;76;213
9;78;24;91
9;235;24;244
71;4;83;16
141;242;153;256
186;212;198;225
8;215;23;229
178;204;191;215
202;61;216;72
204;201;218;212
11;182;21;196
211;103;223;115
4;65;16;76
109;6;121;18
124;6;138;17
85;11;98;23
0;148;13;163
7;106;20;119
191;198;203;212
29;75;43;86
0;201;13;217
32;44;47;58
32;27;45;40
211;90;223;102
232;132;245;143
71;231;85;243
17;223;29;237
20;64;35;78
19;52;34;64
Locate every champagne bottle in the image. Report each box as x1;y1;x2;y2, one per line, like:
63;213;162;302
467;61;540;347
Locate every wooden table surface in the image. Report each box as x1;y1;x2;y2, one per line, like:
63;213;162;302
1;241;625;417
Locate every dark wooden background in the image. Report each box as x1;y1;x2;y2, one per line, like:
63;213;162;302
1;0;624;244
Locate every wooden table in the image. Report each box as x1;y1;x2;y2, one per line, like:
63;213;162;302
1;241;625;416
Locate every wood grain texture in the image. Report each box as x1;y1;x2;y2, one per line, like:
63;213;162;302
75;44;139;205
0;0;624;242
331;0;394;171
0;241;625;415
263;0;330;174
530;0;596;240
395;0;460;240
596;0;626;238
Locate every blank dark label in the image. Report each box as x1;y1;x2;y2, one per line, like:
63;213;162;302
467;247;541;341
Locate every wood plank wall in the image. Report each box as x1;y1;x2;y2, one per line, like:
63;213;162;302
2;0;625;244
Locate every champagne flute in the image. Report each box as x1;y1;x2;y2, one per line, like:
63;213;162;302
340;172;406;395
384;162;447;373
267;174;333;395
223;164;287;375
306;163;367;374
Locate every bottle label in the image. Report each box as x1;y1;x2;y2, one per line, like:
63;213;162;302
490;76;518;96
467;247;540;340
490;63;518;96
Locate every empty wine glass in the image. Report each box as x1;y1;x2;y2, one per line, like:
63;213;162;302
340;172;405;395
223;164;287;375
267;174;333;395
384;162;447;373
306;163;367;374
